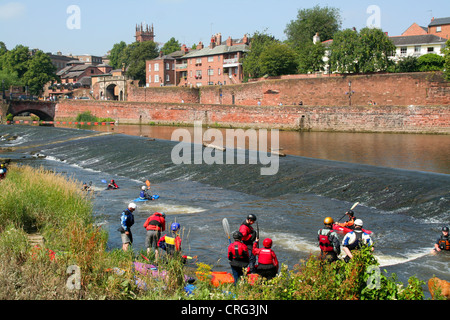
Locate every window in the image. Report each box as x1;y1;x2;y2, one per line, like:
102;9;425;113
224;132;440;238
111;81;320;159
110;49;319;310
148;64;151;72
414;46;421;53
154;75;159;83
400;47;407;55
166;63;170;70
427;47;434;53
154;63;159;71
148;75;151;83
218;68;221;75
436;26;442;33
207;56;214;62
207;68;214;76
166;74;170;82
196;58;202;64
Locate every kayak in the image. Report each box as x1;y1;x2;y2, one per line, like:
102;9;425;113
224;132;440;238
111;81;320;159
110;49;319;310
133;195;160;202
196;271;259;287
332;224;372;235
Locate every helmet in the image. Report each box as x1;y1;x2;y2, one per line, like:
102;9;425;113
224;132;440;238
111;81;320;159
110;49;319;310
324;217;334;225
354;219;363;226
442;226;449;232
263;238;273;248
128;202;137;210
346;210;354;216
232;231;243;240
171;222;180;232
160;212;165;218
247;214;257;221
141;186;146;190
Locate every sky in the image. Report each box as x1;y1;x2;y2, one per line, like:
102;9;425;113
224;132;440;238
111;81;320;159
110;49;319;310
0;0;449;57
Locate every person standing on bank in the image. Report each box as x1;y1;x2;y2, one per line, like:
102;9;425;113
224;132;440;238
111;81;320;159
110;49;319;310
228;231;249;284
318;217;341;263
143;211;166;259
252;237;279;280
342;219;373;262
120;203;136;251
239;214;257;273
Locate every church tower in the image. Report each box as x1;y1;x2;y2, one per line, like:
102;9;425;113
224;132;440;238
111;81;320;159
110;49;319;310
135;23;155;42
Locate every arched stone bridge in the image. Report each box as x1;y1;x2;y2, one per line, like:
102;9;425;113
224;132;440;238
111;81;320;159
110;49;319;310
7;100;56;121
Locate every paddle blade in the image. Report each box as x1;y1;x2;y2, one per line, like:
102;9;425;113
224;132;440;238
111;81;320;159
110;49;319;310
350;202;360;210
222;218;231;243
101;179;107;184
146;180;151;187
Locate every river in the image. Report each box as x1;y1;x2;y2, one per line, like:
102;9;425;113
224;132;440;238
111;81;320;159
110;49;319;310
0;123;449;298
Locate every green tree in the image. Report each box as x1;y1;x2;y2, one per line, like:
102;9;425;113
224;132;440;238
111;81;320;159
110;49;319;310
444;39;450;80
0;44;30;78
417;53;445;72
22;50;57;95
124;41;159;84
108;41;127;70
259;42;298;76
161;37;181;55
285;5;341;50
358;27;395;73
329;28;361;74
242;31;278;79
297;41;326;73
395;56;419;73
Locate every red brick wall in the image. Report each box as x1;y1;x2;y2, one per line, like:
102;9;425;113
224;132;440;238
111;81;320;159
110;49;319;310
126;82;200;103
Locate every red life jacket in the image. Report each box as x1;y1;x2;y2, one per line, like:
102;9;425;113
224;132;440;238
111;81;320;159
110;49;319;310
319;229;334;252
257;248;275;265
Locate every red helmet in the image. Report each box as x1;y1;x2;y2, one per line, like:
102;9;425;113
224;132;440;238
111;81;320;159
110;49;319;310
263;238;272;248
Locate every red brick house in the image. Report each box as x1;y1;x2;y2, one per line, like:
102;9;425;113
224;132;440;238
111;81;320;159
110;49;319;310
146;33;250;87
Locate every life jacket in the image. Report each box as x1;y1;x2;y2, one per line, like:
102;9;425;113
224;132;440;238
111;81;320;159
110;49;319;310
139;190;147;199
145;213;164;231
161;234;181;254
257;248;275;265
319;229;334;252
229;242;249;267
240;223;256;244
346;230;363;251
438;235;450;251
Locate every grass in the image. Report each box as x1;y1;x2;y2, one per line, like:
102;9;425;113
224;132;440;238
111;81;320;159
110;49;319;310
0;164;426;300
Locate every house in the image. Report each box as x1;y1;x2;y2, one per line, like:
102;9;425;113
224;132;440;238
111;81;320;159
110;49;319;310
146;33;250;87
428;17;450;39
389;34;447;61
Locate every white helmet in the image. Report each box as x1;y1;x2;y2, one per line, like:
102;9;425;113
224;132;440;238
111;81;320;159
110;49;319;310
128;202;137;210
354;219;363;226
141;186;146;190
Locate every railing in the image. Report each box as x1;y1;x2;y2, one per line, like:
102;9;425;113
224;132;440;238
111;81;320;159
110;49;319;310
176;63;187;69
223;58;238;64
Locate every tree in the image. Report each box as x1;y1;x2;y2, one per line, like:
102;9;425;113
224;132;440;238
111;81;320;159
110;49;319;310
242;31;278;79
329;28;361;74
417;53;444;72
161;37;181;55
0;44;30;78
285;5;341;50
259;42;298;76
22;50;57;95
124;41;159;84
329;27;395;74
395;56;419;73
358;27;395;73
297;42;326;73
444;39;450;81
108;41;127;69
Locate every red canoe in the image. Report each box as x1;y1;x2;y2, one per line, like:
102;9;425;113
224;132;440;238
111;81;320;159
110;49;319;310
332;224;372;235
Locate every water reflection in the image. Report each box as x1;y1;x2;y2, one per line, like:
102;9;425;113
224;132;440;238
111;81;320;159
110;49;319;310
57;124;450;174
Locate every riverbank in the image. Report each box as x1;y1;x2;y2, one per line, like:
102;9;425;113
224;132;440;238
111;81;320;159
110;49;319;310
0;164;433;300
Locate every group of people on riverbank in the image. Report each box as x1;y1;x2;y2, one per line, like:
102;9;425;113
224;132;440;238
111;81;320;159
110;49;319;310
116;185;448;284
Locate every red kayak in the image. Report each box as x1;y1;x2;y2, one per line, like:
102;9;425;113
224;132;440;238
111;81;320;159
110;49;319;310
332;224;372;235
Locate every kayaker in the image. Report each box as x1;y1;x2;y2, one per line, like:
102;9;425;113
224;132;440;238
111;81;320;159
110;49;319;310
119;202;136;251
143;212;166;258
158;222;182;258
139;185;153;200
336;210;356;229
252;237;279;280
432;226;450;253
239;214;257;273
227;231;249;284
342;219;374;262
107;179;119;190
318;217;341;263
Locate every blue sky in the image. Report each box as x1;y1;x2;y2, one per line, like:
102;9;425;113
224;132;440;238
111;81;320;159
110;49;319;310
0;0;449;57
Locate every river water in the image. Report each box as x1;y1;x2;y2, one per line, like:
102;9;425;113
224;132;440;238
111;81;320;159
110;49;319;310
0;123;449;297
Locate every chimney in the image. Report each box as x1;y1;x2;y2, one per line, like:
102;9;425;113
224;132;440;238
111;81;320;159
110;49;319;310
226;36;232;46
216;33;222;45
313;32;320;44
210;35;216;49
243;34;248;45
197;41;204;49
181;44;188;53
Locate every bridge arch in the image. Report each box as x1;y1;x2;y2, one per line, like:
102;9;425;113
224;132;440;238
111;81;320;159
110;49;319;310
8;101;56;121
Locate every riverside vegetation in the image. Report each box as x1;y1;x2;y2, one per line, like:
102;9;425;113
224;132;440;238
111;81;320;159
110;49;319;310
0;164;426;300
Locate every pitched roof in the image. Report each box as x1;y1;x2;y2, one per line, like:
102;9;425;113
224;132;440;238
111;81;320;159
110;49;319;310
389;34;447;46
182;44;250;59
428;17;450;27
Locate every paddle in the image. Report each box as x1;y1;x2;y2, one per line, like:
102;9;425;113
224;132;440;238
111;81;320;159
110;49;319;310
145;179;151;188
337;201;360;222
101;179;107;184
222;218;231;244
256;221;260;245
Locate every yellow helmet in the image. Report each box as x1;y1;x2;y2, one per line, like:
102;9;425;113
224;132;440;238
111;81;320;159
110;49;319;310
324;217;334;225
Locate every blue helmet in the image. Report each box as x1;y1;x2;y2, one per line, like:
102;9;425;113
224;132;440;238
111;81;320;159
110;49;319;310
171;222;180;232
